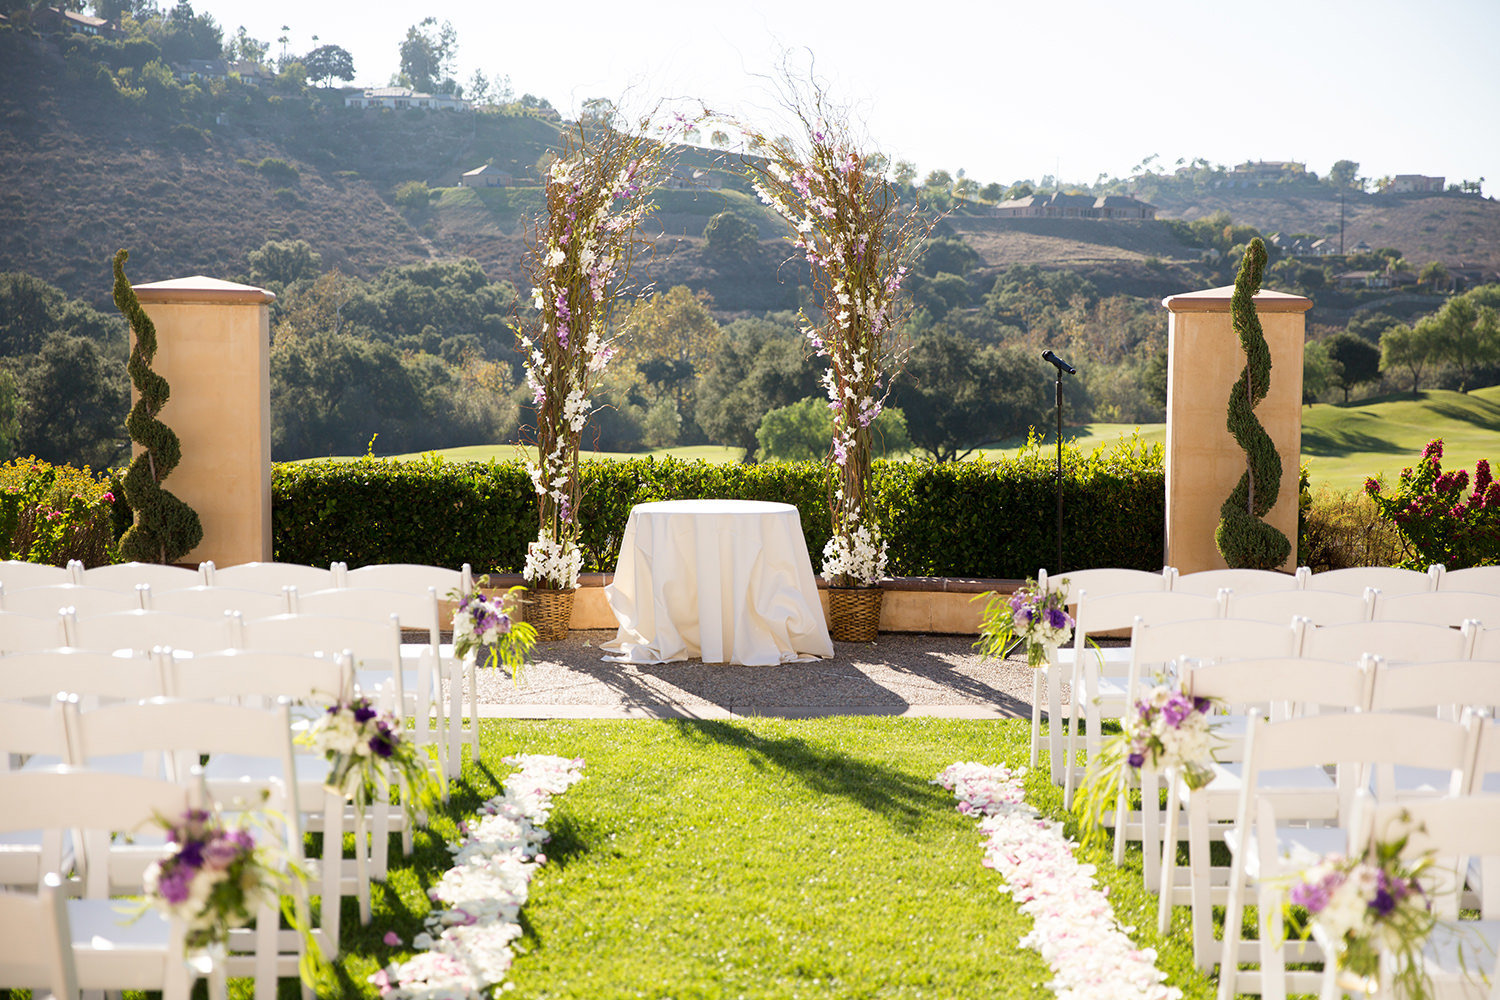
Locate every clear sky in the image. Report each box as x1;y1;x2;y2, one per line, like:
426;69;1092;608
195;0;1498;191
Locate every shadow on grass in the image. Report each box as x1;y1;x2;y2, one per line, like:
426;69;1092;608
1425;397;1500;427
1300;426;1405;457
664;719;952;835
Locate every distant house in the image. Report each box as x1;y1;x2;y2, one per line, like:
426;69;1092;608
344;87;470;111
990;192;1156;220
172;60;228;84
1268;233;1327;257
1390;174;1445;194
1335;270;1392;290
31;6;121;38
229;60;275;87
461;164;513;188
1225;160;1306;188
661;165;724;191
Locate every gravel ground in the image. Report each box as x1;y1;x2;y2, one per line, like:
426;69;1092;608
461;630;1075;720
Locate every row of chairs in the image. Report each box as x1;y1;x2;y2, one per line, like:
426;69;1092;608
1040;563;1500;599
0;559;474;596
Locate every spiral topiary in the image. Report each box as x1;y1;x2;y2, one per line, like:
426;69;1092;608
113;249;202;564
1214;237;1291;569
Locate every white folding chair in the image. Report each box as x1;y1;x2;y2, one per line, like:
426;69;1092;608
75;561;208;592
1059;588;1224;802
0;560;79;589
66;608;238;656
0;872;79;1000
0;767;212;1000
0;696;74;888
1155;655;1375;968
1437;565;1500;595
341;562;471;596
0;583;143;618
0;610;67;653
1303;564;1440;597
1375;590;1500;628
1217;712;1478;1000
207;561;344;593
1301;619;1477;664
1478;626;1500;663
0;649;167;708
1171;567;1306;596
145;584;293;620
1226;586;1374;625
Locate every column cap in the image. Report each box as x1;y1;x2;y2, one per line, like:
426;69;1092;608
133;276;276;305
1162;285;1311;314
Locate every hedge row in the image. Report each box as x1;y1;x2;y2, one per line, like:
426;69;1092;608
272;446;1165;579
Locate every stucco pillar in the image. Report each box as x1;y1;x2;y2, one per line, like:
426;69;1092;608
1161;285;1310;575
131;276;275;568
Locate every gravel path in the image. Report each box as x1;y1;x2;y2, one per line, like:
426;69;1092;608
464;631;1071;720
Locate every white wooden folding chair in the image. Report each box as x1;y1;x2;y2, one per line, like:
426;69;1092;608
1375;590;1500;628
0;560;78;589
1171;567;1307;596
1301;619;1477;664
0;696;74;889
1477;626;1500;663
1217;712;1478;1000
0;610;67;653
1436;565;1500;595
66;608;238;656
0;583;143;618
0;871;79;1000
207;561;345;593
1303;564;1441;597
1059;588;1224;803
0;648;167;708
342;562;471;595
1226;586;1374;625
74;561;207;592
145;584;293;620
0;767;213;1000
1114;615;1303;890
1155;655;1375;968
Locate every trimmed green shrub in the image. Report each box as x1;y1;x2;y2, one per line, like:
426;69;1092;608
273;436;1165;578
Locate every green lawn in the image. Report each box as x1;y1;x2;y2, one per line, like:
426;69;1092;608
319;718;1215;1000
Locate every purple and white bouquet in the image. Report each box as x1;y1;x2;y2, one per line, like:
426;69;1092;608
141;806;286;950
452;584;536;685
976;579;1074;668
1123;682;1218;790
1288;819;1437;999
301;694;439;820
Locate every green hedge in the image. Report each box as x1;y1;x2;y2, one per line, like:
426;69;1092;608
273;442;1165;578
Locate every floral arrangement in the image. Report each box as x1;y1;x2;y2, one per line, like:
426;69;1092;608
300;694;441;821
736;90;930;588
1287;815;1437;999
935;763;1182;1000
450;583;537;685
974;578;1074;668
1074;680;1221;845
518;116;677;591
370;754;585;1000
1365;438;1500;570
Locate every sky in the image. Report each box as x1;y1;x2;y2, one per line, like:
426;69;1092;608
194;0;1499;191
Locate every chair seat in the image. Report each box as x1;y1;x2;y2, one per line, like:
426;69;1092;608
1054;645;1133;667
1419;919;1500;979
68;899;181;989
1225;824;1347;880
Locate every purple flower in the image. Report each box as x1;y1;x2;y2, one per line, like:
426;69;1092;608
1160;694;1195;727
157;866;194;904
1127;752;1145;768
353;704;378;724
1044;606;1070;630
1290;875;1336;914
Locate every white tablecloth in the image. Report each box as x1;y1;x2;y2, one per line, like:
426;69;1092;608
601;499;833;665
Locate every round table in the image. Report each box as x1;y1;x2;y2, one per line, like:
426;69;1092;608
601;499;833;665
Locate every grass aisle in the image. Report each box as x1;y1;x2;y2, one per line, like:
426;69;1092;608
344;718;1208;1000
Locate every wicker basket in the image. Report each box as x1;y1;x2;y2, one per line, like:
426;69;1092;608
827;587;882;642
524;587;575;642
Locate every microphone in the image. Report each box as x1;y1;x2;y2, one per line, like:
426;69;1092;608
1042;350;1076;375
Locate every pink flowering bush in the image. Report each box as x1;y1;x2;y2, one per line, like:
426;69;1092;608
1364;438;1500;569
0;458;120;567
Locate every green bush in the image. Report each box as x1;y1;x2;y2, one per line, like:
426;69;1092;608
256;157;300;185
0;458;120;567
1364;439;1499;569
273;435;1165;578
1299;478;1403;572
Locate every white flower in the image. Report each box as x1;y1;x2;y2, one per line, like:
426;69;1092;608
523;530;583;590
822;523;888;587
544;247;566;269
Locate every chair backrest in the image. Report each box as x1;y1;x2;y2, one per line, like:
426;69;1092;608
1226;587;1373;626
237;612;401;662
1039;567;1171;604
207;561;343;593
1181;655;1374;718
1477;626;1500;663
145;584;291;620
1368;658;1500;718
1;583;142;618
1436;565;1500;595
296;586;442;640
75;561;207;592
342;562;471;597
1300;620;1475;664
0;560;76;590
1172;567;1305;597
0;649;166;705
66;609;237;656
0;610;66;653
1303;565;1439;596
167;649;349;704
0;872;78;998
1072;588;1223;638
1349;791;1500;920
0;694;69;765
1374;590;1500;628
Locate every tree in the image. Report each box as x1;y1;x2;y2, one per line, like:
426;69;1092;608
891;161;917;187
1424;295;1500;392
1379;322;1435;395
1323;331;1382;402
755;396;910;462
1327;159;1362;190
12;332;127;469
579;97;618;127
225;25;268;63
1302;339;1337;403
1420;261;1450;293
247;238;321;288
302;44;354;87
398;17;456;93
892;327;1047;462
919;236;980;277
1347;311;1401;344
703;211;758;258
621;286;721;428
697;317;820;460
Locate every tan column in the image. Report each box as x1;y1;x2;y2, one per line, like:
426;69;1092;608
1161;285;1310;574
131;276;275;567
